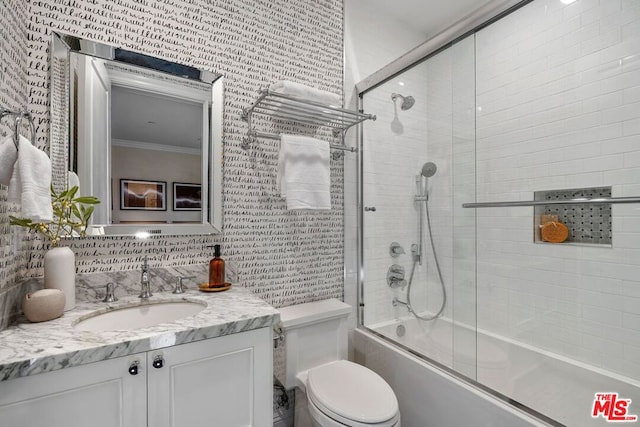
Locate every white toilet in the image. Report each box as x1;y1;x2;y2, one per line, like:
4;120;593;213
278;299;401;427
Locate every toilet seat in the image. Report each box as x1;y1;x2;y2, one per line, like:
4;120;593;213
307;360;400;426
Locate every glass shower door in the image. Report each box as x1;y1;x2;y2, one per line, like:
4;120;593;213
359;35;477;376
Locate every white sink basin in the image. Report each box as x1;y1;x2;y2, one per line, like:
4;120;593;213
74;301;206;332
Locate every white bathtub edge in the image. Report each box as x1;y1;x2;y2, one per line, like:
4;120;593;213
353;327;553;427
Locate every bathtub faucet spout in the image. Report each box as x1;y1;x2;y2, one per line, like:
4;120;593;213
393;297;410;309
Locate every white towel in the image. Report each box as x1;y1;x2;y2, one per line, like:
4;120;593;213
270;81;341;106
277;134;331;210
0;135;18;186
8;135;53;222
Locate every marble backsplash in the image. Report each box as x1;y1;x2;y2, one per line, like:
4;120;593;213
0;262;242;329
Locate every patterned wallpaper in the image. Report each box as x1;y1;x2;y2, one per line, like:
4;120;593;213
0;0;345;327
0;0;30;324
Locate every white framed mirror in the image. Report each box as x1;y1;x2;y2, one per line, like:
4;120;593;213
50;32;223;237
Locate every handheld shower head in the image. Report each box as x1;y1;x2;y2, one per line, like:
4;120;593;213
391;93;415;111
421;162;437;178
415;162;437;202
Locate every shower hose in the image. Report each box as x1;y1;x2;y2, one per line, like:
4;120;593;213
404;197;447;321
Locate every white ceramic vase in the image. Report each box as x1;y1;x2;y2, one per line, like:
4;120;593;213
44;246;76;311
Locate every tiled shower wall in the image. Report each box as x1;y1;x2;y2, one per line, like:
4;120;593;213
475;0;640;379
343;0;428;331
357;36;476;337
350;0;640;382
0;0;345;328
360;63;433;324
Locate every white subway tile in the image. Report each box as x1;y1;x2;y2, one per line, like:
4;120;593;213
583;305;623;328
360;0;640;381
623;296;640;315
624;85;640;104
602;101;640;124
623;117;640;135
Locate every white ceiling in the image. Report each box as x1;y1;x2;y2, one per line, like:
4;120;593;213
111;85;203;150
364;0;497;38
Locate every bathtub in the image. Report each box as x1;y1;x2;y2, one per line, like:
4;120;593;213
353;316;640;427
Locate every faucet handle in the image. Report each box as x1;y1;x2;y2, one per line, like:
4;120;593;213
102;282;118;302
389;242;405;257
387;264;407;288
173;276;196;294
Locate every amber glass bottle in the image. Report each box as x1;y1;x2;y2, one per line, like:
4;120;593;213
209;244;225;288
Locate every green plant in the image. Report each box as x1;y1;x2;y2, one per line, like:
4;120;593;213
10;185;100;247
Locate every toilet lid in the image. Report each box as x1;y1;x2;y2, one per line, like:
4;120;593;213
307;360;399;425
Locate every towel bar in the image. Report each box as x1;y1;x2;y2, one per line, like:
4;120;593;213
462;196;640;208
245;130;357;153
0;108;36;150
241;88;375;154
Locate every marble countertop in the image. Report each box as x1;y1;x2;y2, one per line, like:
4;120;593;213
0;287;279;382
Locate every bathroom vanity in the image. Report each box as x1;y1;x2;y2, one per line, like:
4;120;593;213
0;287;278;427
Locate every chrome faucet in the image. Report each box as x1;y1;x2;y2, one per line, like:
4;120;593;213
393;297;409;309
139;256;152;300
173;275;195;294
102;282;118;303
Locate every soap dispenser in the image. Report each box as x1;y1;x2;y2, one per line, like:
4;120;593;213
209;244;226;288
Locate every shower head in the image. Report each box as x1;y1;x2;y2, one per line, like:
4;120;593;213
391;93;415;110
421;162;437;178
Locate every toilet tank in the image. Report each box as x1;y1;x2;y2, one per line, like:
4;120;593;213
278;299;352;390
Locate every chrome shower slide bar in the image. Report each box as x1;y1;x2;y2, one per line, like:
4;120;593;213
462;196;640;208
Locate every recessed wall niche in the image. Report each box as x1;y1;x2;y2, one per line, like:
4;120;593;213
534;187;612;246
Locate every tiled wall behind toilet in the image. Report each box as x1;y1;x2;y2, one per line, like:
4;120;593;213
0;0;344;327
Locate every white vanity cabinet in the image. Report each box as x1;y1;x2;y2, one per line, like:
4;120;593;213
0;350;147;427
0;327;272;427
148;327;273;427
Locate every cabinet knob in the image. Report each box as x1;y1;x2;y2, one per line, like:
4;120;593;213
128;360;139;375
152;355;164;369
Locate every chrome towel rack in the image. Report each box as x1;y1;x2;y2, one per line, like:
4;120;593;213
0;107;36;150
241;88;376;154
245;129;358;153
462;196;640;208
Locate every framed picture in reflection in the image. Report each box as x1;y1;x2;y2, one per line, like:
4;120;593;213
120;179;166;211
173;182;202;211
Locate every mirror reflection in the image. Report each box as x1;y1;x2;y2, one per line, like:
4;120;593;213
51;32;223;236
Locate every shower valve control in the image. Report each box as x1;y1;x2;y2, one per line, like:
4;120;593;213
389;242;405;257
387;264;407;288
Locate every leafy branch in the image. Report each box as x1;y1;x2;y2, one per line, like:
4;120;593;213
10;185;100;247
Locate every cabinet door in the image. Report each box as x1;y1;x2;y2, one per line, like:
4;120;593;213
148;327;273;427
0;354;146;427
